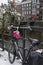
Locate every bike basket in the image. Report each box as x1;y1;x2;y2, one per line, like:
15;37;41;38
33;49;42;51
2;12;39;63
13;31;21;39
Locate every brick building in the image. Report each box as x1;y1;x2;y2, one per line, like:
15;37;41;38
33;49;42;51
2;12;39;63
16;0;32;21
16;0;42;22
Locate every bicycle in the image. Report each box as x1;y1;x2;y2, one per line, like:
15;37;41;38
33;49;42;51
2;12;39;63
8;25;23;64
8;25;40;64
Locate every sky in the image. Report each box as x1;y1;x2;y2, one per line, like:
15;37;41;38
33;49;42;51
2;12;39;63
0;0;22;5
0;0;8;5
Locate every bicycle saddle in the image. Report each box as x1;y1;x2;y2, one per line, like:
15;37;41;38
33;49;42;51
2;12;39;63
29;38;40;46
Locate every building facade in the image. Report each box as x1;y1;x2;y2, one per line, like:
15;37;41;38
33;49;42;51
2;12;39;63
16;0;32;21
21;0;31;20
16;0;41;21
39;0;43;20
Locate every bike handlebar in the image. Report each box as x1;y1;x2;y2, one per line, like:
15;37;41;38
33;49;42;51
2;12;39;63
8;25;32;31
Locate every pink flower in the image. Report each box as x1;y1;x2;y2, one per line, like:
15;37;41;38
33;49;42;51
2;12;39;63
13;31;21;39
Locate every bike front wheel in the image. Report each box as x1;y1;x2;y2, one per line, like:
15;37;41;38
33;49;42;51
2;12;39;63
8;40;16;64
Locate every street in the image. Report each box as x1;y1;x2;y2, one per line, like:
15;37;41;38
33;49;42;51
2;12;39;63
0;48;22;65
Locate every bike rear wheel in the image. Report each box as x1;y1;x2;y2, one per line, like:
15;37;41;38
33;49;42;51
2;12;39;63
8;40;16;64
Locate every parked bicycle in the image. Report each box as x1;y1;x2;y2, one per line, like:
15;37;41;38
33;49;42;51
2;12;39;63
8;25;40;65
8;25;23;64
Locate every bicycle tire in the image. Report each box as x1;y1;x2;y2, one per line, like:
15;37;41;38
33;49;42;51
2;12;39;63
8;40;16;64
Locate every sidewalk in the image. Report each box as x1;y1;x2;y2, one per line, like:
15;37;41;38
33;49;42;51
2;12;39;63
0;48;22;65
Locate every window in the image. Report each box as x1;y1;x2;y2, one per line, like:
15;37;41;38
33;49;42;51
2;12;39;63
29;11;31;14
32;0;36;3
29;4;31;6
27;7;28;10
22;7;27;11
27;11;28;14
29;6;31;10
36;0;40;3
39;11;42;20
37;11;39;14
24;11;26;14
32;4;36;9
22;5;24;7
27;4;28;7
22;7;24;10
22;4;26;8
24;4;26;7
37;5;39;8
22;12;24;14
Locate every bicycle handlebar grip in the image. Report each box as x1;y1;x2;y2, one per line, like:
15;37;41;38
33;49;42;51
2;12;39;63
28;26;32;31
